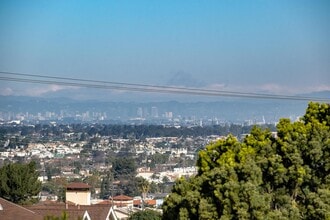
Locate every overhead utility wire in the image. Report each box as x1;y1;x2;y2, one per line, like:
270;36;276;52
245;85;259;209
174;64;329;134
0;71;292;99
0;76;218;96
0;71;329;102
1;76;280;99
0;72;327;101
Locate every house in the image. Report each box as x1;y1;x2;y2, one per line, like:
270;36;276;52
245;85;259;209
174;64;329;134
27;184;139;220
29;183;140;220
26;201;115;220
111;195;134;208
133;198;157;208
0;197;43;220
21;183;132;220
66;182;92;205
95;197;141;220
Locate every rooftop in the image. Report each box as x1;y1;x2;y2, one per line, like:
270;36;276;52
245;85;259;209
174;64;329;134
66;182;91;189
112;195;133;201
0;197;43;220
26;201;112;220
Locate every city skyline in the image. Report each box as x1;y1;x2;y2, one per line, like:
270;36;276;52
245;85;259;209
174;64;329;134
0;95;312;124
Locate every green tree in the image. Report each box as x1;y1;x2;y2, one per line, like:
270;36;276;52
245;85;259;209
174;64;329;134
42;177;67;202
129;210;162;220
162;102;330;219
84;173;101;198
149;181;159;193
161;176;170;183
54;177;67;202
100;171;113;199
0;161;42;204
148;153;169;168
136;177;150;209
45;164;61;181
112;156;137;179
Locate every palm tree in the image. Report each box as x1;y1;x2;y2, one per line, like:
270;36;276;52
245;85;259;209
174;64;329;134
136;177;150;210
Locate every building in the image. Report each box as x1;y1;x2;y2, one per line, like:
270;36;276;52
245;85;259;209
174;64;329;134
0;189;138;220
111;195;134;208
66;182;91;206
26;201;115;220
151;107;158;118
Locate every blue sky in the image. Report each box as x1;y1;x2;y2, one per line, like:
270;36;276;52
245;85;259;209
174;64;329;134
0;0;329;100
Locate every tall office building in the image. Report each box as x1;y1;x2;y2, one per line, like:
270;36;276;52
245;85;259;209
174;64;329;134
137;107;143;118
151;106;159;118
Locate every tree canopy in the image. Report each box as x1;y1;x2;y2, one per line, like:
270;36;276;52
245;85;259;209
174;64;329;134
129;209;162;220
162;102;330;219
0;161;42;204
112;156;137;179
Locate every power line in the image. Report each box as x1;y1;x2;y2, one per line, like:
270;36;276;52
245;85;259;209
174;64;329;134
0;71;281;98
0;71;329;102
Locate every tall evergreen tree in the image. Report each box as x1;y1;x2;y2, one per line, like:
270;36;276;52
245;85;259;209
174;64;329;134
0;161;42;204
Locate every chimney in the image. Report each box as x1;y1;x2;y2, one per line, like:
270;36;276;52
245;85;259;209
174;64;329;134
66;182;91;206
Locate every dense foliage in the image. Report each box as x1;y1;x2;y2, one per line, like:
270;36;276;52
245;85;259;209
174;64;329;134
0;161;42;204
128;210;162;220
0;123;274;149
112;156;137;179
162;102;330;219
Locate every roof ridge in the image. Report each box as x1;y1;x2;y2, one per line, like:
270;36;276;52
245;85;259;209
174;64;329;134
0;197;41;215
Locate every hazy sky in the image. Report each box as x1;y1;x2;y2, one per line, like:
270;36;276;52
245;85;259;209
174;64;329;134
0;0;329;99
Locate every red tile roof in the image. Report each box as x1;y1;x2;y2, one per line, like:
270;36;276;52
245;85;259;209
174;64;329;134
26;201;112;220
133;200;141;206
0;197;43;220
96;200;113;205
133;199;156;206
66;182;91;189
112;195;133;201
146;199;157;206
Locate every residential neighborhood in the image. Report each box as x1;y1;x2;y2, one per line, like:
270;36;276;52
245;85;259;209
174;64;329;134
0;122;237;219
